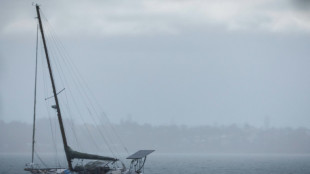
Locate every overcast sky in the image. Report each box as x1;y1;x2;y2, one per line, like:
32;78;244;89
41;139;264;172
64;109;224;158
1;0;310;128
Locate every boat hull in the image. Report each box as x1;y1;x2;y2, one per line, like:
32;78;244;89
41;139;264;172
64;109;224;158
24;168;131;174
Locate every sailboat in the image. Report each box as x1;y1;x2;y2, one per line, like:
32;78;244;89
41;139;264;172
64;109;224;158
24;4;154;174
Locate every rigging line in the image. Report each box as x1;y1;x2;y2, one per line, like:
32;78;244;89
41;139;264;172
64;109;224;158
47;46;101;152
87;110;118;158
41;18;99;121
102;112;129;155
54;111;61;168
45;57;80;157
34;150;48;168
94;112;129;155
41;18;102;160
44;28;80;150
56;41;131;156
45;88;65;100
41;13;124;158
66;57;124;157
40;33;101;153
61;53;129;155
38;33;51;156
61;61;118;156
41;18;82;151
47;38;116;156
40;38;49;99
43;24;66;98
41;18;92;151
77;86;122;155
54;109;62;168
38;9;75;168
32;23;39;164
47;107;59;167
42;20;66;97
57;84;101;152
81;121;101;151
91;107;128;155
52;37;121;158
41;16;101;119
40;33;60;157
39;39;59;167
62;91;83;151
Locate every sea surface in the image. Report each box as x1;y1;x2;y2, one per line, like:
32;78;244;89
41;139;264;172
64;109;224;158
1;153;310;174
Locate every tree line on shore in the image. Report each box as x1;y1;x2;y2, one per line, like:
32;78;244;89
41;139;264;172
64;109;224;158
1;119;310;154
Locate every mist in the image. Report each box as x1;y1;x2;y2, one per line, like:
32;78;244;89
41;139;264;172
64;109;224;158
1;0;310;160
1;0;310;128
1;119;310;155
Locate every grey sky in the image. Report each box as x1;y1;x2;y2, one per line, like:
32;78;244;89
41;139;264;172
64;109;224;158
1;0;310;127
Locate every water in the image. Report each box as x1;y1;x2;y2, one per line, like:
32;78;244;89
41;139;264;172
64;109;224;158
1;153;310;174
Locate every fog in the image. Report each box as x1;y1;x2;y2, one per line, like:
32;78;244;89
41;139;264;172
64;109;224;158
1;119;310;156
1;0;310;160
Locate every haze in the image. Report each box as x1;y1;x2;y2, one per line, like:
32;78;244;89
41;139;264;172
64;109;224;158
1;0;310;128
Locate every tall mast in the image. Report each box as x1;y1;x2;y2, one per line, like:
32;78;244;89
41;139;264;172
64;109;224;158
31;24;39;164
35;5;73;170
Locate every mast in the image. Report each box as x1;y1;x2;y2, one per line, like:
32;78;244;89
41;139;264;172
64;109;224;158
31;24;39;164
35;5;73;170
